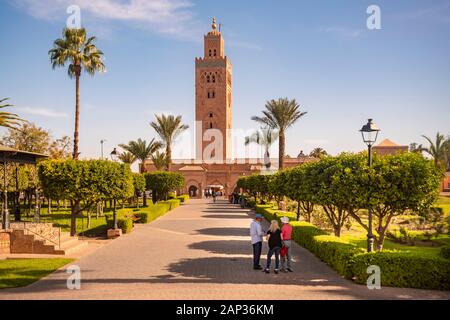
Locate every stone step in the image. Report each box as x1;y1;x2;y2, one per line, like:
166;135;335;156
60;237;81;250
62;241;89;256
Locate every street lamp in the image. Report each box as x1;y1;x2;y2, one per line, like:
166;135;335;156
110;147;118;229
360;118;380;253
110;148;118;162
100;139;107;159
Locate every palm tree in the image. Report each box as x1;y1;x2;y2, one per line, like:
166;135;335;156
118;152;137;166
251;98;307;170
421;133;448;169
120;138;161;207
49;28;105;160
309;147;328;159
245;127;279;169
119;138;162;173
0;98;24;129
151;151;169;171
150;114;189;171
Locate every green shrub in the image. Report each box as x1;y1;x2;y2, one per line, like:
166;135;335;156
440;246;450;259
159;199;181;210
352;252;450;290
106;216;133;234
137;206;166;223
255;204;297;223
168;192;177;199
177;194;190;203
289;221;362;278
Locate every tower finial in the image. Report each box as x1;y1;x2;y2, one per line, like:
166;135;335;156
212;17;217;30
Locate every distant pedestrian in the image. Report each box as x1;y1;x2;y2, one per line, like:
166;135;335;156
264;220;282;274
250;214;264;270
212;191;217;203
280;216;293;272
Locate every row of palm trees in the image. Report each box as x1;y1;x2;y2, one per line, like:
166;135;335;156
247;98;307;169
119;114;189;172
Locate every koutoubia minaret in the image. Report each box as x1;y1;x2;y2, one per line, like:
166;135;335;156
195;18;232;162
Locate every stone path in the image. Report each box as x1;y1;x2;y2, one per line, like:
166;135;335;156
1;199;449;300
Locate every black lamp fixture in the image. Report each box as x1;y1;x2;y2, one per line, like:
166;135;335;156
110;147;118;162
360;119;380;147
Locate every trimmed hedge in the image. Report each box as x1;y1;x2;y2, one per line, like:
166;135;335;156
105;216;134;234
256;205;297;223
177;194;190;203
160;199;181;210
352;252;450;290
440;246;450;259
255;204;450;290
136;203;171;224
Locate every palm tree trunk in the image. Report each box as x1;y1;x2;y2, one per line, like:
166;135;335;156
73;66;81;160
166;145;171;171
279;130;285;170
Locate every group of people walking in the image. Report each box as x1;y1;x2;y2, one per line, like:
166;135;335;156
250;214;293;274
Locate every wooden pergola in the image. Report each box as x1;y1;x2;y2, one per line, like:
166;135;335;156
0;146;48;229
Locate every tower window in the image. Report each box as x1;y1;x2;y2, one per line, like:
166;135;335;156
212;75;216;83
207;75;210;83
214;49;217;56
209;49;212;57
209;113;213;118
208;90;215;99
210;122;213;129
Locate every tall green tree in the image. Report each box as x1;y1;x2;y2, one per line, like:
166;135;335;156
245;127;279;169
119;138;161;173
118;152;137;166
251;98;307;170
151;151;169;171
421;133;448;169
49;136;72;159
119;138;161;206
49;28;105;160
309;147;328;159
2;122;51;154
0;98;24;130
38;160;134;236
350;153;442;251
150;114;189;171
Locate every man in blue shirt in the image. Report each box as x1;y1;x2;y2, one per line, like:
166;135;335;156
250;214;265;270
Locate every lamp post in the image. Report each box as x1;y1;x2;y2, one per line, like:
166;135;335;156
110;148;118;229
100;140;107;160
360;119;380;253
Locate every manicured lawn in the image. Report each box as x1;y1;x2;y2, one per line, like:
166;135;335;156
0;258;73;289
21;208;109;237
340;234;442;257
436;196;450;215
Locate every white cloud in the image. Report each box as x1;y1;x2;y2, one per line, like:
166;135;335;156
11;0;203;40
17;107;68;118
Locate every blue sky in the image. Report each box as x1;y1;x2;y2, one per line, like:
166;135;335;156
1;0;449;162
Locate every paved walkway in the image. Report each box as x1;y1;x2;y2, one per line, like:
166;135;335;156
1;199;449;300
